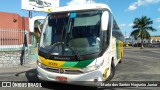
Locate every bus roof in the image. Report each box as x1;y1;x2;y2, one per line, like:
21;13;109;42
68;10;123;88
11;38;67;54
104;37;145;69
51;4;112;13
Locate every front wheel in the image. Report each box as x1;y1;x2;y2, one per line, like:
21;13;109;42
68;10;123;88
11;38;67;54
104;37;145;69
105;61;116;81
119;53;123;63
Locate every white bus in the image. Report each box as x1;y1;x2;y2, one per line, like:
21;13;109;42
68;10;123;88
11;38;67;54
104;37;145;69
37;4;124;83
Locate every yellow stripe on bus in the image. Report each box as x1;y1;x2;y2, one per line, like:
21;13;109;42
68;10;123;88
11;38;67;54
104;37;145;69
119;41;124;60
39;56;65;68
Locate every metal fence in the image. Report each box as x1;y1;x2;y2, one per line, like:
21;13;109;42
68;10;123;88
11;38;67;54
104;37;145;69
0;29;31;66
0;29;29;51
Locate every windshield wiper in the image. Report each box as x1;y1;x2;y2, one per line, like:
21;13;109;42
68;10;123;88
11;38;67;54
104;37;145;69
47;43;64;58
67;44;81;61
46;43;81;61
73;47;81;61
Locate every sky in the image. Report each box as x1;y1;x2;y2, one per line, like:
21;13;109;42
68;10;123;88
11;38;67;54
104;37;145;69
0;0;160;36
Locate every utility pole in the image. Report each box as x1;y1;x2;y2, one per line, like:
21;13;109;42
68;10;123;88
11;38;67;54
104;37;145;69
125;30;126;47
29;11;32;18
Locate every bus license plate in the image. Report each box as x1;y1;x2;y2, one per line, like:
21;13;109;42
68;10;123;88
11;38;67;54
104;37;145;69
56;76;67;81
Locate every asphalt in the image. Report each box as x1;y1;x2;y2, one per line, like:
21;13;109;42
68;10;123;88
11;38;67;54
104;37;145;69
0;60;37;74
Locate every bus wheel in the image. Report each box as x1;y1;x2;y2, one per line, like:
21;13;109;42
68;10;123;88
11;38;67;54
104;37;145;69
106;61;115;81
119;59;122;63
119;53;123;63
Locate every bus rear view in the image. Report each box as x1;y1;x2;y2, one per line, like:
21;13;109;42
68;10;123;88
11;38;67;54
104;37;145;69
37;4;124;84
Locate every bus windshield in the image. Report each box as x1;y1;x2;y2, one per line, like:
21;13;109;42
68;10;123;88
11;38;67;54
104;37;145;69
40;10;102;57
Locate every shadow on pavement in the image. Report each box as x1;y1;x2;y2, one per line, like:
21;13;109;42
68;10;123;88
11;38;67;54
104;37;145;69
25;69;40;81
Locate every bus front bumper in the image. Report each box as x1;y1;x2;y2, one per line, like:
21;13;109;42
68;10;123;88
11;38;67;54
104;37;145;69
37;66;104;85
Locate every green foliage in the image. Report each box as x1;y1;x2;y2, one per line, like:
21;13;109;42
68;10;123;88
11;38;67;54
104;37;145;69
34;20;41;25
130;16;156;48
33;32;40;44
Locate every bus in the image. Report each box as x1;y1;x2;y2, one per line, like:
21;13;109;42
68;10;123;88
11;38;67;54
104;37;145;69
37;4;124;84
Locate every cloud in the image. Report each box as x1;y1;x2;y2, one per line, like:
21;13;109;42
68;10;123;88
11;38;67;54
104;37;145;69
158;25;160;28
128;2;137;11
128;0;160;11
67;0;96;6
156;18;160;22
127;1;139;11
119;24;126;27
158;8;160;11
119;23;134;28
128;23;134;27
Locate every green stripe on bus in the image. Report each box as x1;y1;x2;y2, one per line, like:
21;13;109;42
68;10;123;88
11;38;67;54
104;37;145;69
62;62;78;67
73;59;95;68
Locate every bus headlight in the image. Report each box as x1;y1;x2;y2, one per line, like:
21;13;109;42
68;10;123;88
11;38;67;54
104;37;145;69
37;57;42;67
81;60;104;73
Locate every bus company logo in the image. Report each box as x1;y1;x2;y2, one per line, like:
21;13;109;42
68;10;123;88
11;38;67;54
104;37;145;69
59;68;65;74
2;82;12;87
54;57;71;60
48;62;58;66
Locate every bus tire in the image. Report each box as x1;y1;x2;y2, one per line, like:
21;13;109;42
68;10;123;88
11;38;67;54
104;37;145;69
119;59;122;63
119;53;123;63
106;61;115;81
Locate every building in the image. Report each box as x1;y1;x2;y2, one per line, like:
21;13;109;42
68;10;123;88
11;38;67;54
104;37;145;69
124;36;132;46
150;36;160;43
0;12;29;30
0;12;40;67
0;12;30;45
128;35;160;47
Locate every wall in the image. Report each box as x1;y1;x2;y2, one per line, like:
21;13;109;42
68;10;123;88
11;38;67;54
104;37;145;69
0;12;31;67
0;51;30;67
0;12;31;45
0;12;29;30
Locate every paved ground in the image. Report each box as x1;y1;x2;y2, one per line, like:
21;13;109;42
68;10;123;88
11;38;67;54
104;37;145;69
109;47;160;90
113;47;160;81
0;47;160;90
0;60;37;74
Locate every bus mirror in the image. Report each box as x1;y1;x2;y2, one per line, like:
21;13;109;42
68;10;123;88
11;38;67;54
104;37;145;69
101;11;109;31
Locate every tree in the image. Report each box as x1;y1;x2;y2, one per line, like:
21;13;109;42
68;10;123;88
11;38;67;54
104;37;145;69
34;20;41;45
131;16;156;49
